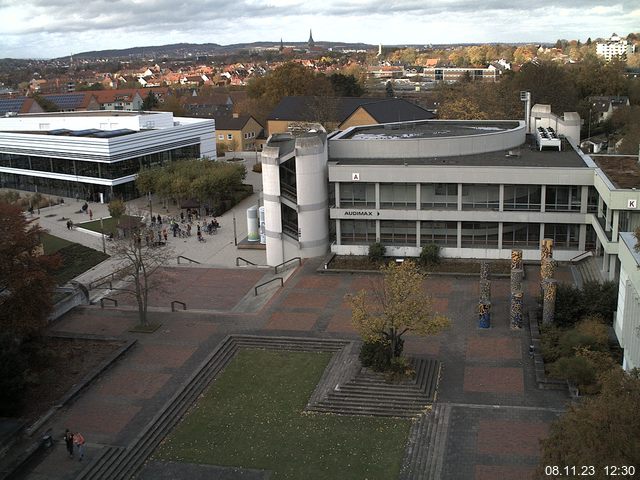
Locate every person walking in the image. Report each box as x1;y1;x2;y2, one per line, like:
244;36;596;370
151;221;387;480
73;432;85;461
89;209;93;221
64;429;74;458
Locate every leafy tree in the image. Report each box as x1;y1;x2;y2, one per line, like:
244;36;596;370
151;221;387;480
141;91;159;110
349;260;449;363
329;73;364;97
31;93;59;112
419;244;441;267
108;198;126;221
0;332;27;416
385;81;394;98
247;62;332;115
535;368;640;478
368;242;386;263
108;233;174;327
0;202;60;340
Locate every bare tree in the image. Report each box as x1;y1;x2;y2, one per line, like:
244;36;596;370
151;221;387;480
108;231;174;326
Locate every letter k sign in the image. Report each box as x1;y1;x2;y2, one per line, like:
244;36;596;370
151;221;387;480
628;199;637;209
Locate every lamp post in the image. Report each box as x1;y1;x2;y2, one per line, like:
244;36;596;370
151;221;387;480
148;192;153;222
100;217;106;253
588;108;592;141
232;212;237;246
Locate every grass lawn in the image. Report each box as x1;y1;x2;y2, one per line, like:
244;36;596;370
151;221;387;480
41;233;73;254
156;349;411;480
77;215;143;235
41;233;110;284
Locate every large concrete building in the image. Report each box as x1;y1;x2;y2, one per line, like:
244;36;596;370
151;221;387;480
615;232;640;371
261;105;640;282
596;33;636;61
0;111;215;202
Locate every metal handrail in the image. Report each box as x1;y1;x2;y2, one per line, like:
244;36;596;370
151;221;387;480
177;255;200;265
88;266;129;290
254;277;283;296
171;300;186;311
569;251;593;264
100;297;118;308
274;257;301;274
236;256;259;266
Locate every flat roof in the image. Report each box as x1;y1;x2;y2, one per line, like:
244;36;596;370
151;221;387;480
330;143;588;168
592;155;640;189
340;120;521;140
10;110;154;118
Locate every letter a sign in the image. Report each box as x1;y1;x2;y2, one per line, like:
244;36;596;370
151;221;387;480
352;173;360;181
628;199;637;209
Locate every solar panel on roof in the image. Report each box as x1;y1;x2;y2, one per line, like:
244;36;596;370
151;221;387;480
43;93;85;110
0;98;25;115
70;129;101;136
92;129;136;138
48;129;72;135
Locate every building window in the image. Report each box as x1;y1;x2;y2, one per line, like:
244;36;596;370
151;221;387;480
545;186;581;211
227;134;233;140
380;220;416;246
421;183;457;209
420;221;457;246
503;185;541;211
502;223;540;247
461;222;499;247
587;186;598;213
218;134;224;140
461;185;499;210
380;183;416;209
545;223;579;249
339;183;375;208
340;220;376;245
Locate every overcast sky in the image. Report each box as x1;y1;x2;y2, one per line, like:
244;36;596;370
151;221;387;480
0;0;637;59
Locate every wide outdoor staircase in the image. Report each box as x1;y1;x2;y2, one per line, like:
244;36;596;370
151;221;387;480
572;255;604;287
75;335;349;480
306;357;441;418
399;403;452;480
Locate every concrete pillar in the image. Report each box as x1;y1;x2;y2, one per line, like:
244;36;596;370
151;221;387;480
457;183;463;211
579;224;586;251
478;301;491;328
542;279;557;325
261;145;284;267
580;185;589;214
416;184;421;211
540;185;546;213
612;210;620;240
605;206;612;232
498;222;503;250
375;183;380;210
498;184;504;212
609;255;617;281
415;220;420;247
335;219;341;246
457;221;462;249
335;183;340;208
510;291;524;329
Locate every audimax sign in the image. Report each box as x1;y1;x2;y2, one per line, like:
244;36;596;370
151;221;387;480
344;210;380;216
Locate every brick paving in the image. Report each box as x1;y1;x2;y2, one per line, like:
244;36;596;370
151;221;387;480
18;258;575;480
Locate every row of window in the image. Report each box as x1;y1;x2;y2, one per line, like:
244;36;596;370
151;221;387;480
217;131;257;141
339;220;594;249
338;183;598;212
0;145;200;180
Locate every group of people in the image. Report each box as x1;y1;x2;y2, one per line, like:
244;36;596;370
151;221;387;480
63;429;85;461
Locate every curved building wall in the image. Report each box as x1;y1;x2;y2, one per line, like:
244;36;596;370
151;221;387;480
261;145;284;266
295;135;329;259
330;120;525;159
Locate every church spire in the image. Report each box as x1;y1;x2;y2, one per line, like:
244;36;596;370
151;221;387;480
279;37;284;52
308;29;315;48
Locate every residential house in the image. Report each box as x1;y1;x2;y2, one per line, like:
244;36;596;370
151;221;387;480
40;92;100;111
596;34;636;61
266;96;435;137
0;97;44;116
588;96;630;123
215;114;264;153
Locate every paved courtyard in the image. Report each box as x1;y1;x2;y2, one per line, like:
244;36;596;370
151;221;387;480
14;254;572;480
